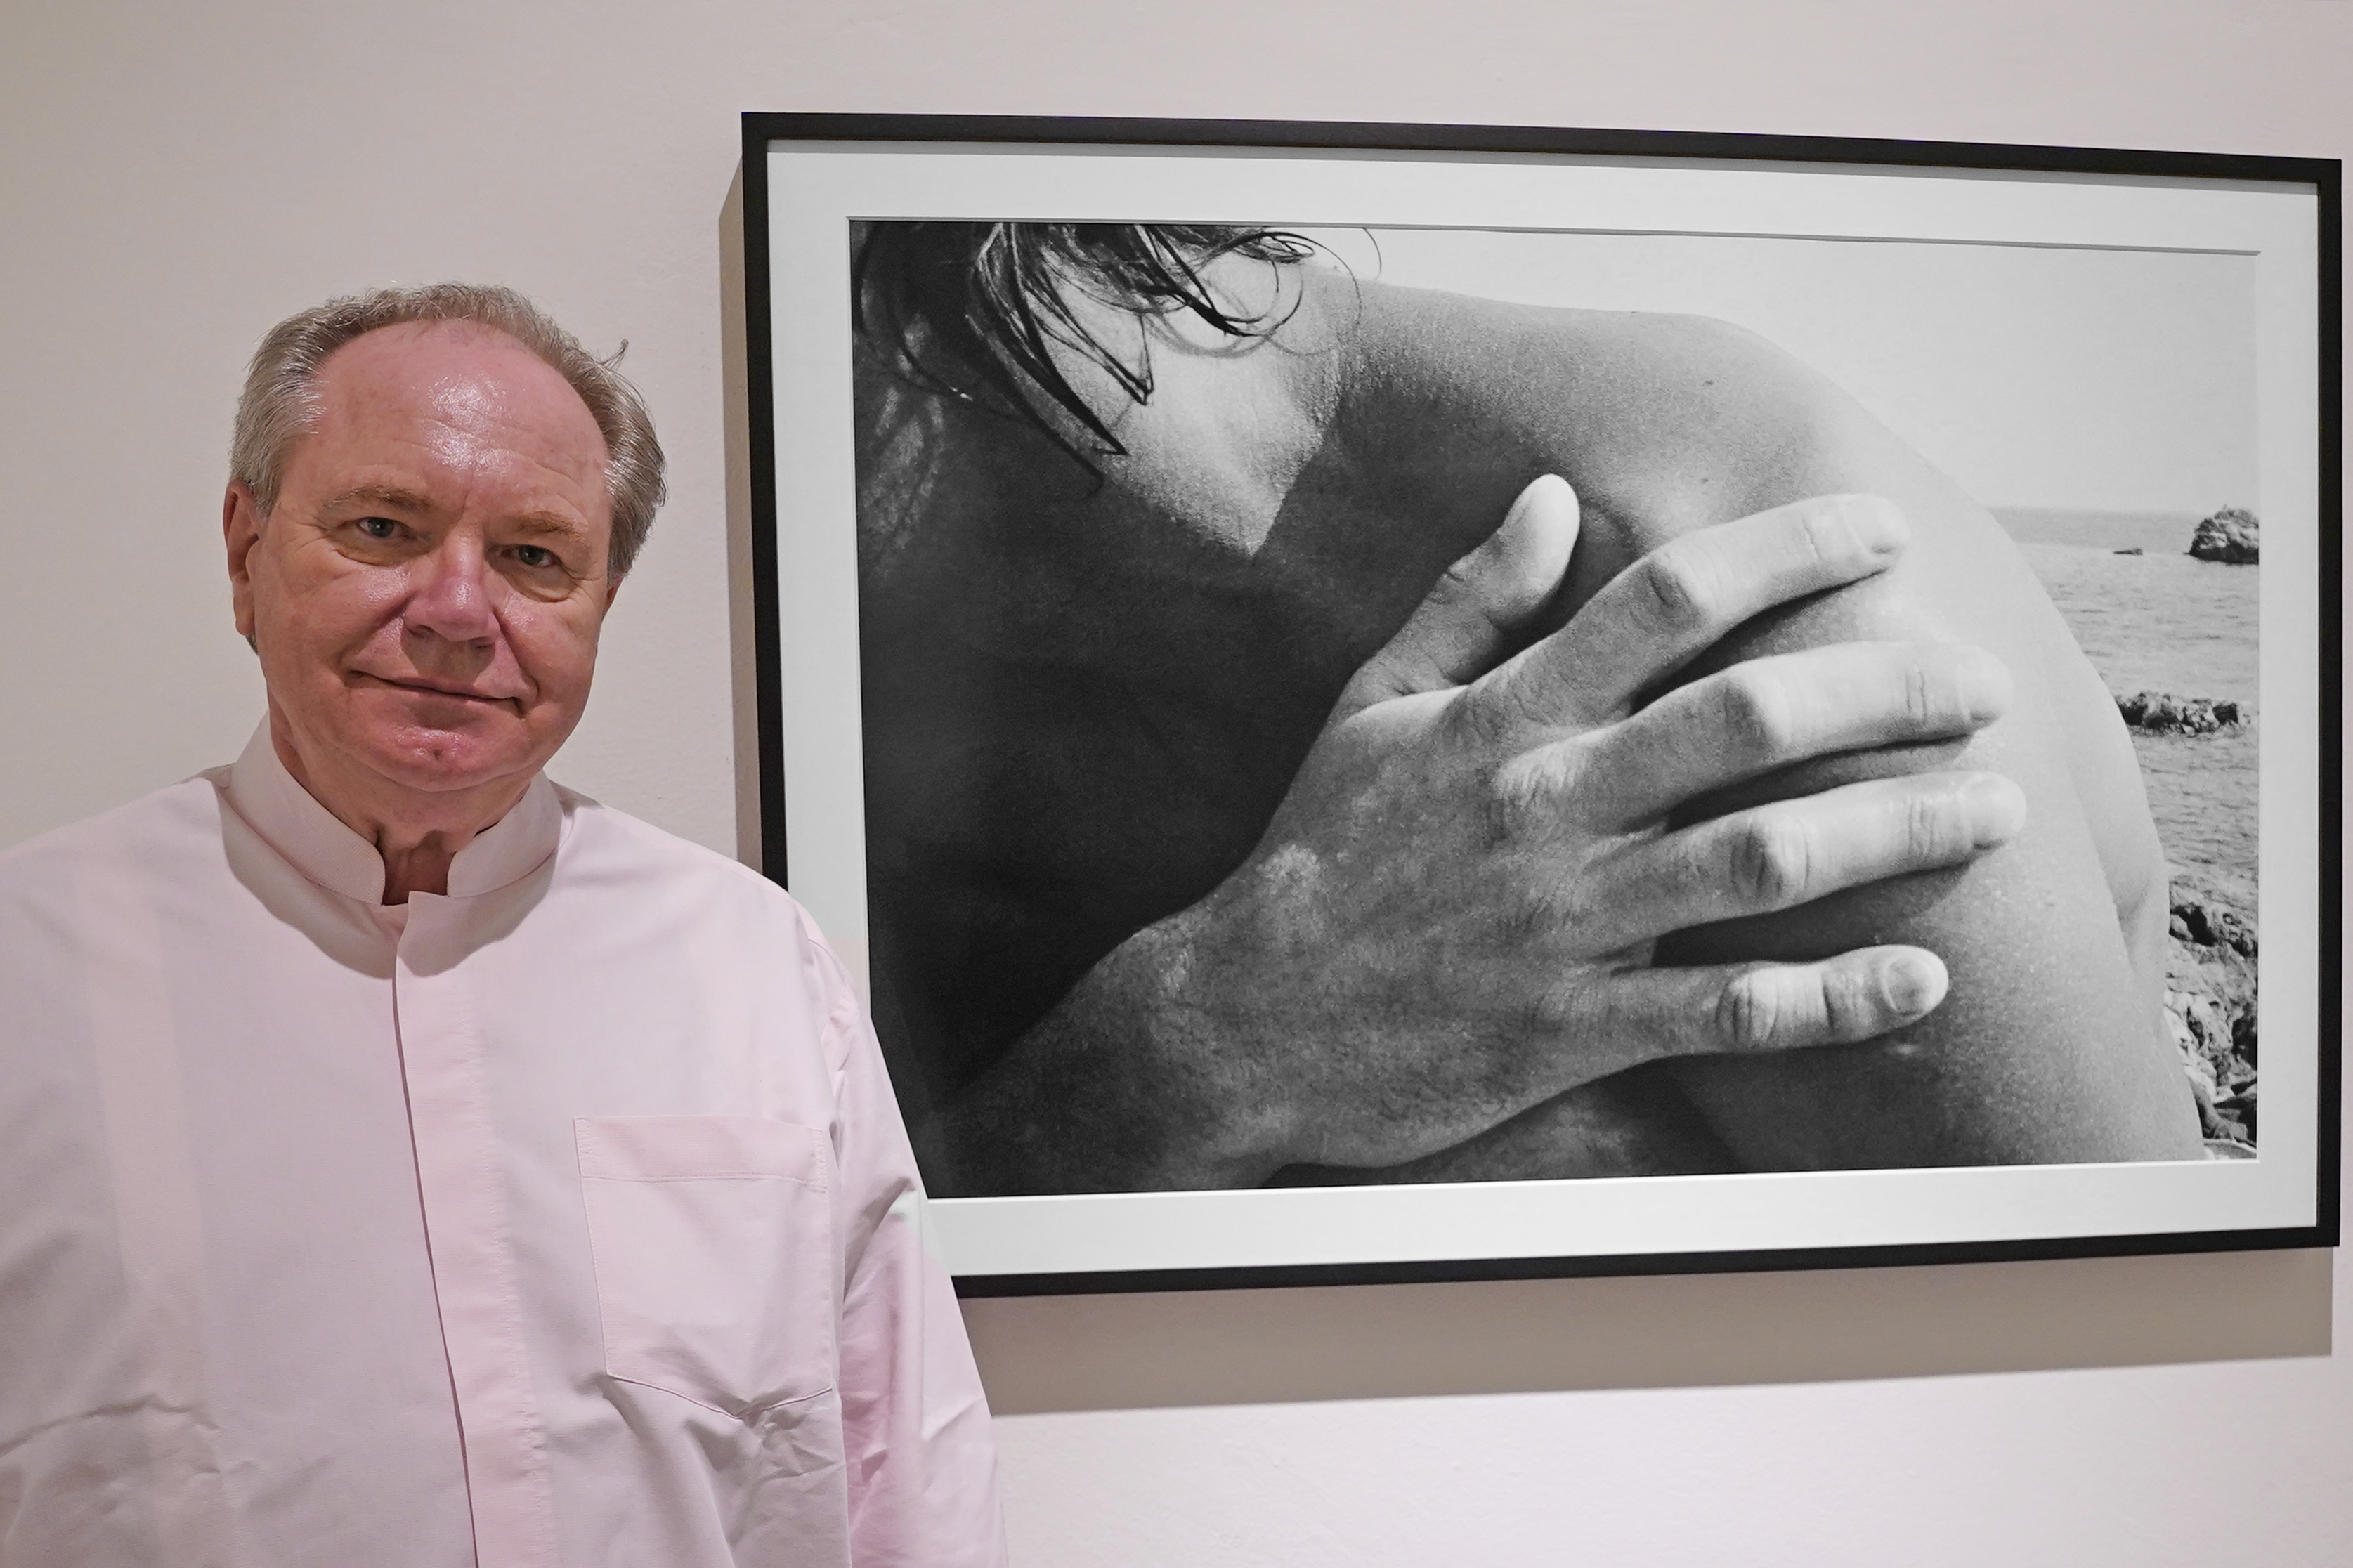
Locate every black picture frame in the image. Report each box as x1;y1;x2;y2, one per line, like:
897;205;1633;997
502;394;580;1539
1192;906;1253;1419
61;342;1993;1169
740;112;2340;1296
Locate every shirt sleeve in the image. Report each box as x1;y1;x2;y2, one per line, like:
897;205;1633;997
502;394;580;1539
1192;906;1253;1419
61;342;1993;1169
810;932;1008;1568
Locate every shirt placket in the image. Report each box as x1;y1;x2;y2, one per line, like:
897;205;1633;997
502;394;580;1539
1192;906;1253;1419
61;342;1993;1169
390;899;560;1568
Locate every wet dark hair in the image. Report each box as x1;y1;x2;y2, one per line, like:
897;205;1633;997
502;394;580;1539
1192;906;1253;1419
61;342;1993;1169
852;223;1317;471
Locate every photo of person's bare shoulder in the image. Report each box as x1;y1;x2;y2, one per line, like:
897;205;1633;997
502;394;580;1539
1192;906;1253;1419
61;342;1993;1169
848;220;2253;1197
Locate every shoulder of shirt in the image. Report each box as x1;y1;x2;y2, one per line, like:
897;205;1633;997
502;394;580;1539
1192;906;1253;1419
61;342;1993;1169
0;770;228;894
552;789;870;1071
549;783;852;974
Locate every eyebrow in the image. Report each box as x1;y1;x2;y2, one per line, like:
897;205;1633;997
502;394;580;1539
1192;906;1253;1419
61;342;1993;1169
318;483;438;517
507;511;592;540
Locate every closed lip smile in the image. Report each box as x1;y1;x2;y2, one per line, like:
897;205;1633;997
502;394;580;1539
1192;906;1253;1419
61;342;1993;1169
359;672;520;706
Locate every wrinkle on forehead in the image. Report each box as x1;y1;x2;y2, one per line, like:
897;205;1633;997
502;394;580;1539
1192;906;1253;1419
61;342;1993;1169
311;322;612;502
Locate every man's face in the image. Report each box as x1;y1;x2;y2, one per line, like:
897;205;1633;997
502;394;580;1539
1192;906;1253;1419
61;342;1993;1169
226;322;618;808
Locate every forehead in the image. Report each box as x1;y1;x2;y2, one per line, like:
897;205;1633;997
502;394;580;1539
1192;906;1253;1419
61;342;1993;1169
300;321;611;505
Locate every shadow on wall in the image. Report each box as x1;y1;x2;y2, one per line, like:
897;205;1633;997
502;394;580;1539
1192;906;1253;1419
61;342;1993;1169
958;1248;2333;1415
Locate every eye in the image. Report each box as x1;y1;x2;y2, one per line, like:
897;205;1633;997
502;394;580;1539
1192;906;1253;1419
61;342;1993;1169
513;544;559;570
356;516;400;540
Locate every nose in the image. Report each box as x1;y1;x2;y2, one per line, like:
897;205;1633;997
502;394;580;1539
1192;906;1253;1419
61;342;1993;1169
405;534;500;648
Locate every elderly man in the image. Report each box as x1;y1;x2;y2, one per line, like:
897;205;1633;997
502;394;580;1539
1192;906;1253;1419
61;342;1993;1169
0;286;1003;1566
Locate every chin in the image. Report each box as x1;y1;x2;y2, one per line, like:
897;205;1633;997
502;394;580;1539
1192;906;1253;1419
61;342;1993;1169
385;735;537;792
344;715;542;795
285;682;571;797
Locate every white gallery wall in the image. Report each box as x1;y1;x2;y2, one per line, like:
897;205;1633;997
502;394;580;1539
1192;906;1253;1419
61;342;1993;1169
2;1;2345;1562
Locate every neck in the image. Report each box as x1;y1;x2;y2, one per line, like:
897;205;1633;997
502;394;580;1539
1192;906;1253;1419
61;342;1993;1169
268;707;533;904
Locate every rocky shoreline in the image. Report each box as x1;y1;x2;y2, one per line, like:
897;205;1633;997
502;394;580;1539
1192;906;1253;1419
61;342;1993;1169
2021;509;2259;1156
2135;512;2256;1149
2164;865;2257;1154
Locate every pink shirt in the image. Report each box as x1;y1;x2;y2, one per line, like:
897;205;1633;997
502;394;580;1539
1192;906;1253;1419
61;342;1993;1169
0;728;1004;1567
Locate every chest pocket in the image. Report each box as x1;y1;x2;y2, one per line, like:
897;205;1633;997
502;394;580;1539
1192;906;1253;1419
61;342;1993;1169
575;1116;836;1418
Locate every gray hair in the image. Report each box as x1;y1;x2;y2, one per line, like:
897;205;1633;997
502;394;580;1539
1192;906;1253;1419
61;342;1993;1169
230;283;667;579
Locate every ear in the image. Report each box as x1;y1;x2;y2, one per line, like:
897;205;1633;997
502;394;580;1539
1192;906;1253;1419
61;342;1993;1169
224;481;265;644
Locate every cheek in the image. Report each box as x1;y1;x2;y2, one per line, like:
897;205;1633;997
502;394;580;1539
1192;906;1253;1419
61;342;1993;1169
257;549;408;659
509;608;604;710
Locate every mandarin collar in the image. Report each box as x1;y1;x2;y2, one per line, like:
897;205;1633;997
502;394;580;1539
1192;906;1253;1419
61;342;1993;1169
223;721;563;906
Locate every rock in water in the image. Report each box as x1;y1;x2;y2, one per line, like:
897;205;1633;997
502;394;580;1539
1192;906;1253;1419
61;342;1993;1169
2116;691;2243;735
2189;507;2260;563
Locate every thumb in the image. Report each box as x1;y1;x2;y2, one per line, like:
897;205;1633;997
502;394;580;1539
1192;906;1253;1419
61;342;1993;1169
1336;475;1582;719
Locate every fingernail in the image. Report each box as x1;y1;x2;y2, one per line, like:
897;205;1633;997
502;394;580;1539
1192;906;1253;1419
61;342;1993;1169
1885;953;1948;1015
1961;774;2028;847
1954;646;2014;722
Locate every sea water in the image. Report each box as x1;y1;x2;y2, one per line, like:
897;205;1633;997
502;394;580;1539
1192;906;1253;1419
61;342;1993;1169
1993;508;2259;891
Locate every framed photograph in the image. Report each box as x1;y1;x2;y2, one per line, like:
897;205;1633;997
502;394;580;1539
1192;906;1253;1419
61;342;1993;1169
739;113;2340;1295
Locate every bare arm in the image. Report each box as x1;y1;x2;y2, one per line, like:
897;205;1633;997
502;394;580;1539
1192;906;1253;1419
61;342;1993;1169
1352;299;2201;1168
915;487;2026;1192
1651;440;2200;1165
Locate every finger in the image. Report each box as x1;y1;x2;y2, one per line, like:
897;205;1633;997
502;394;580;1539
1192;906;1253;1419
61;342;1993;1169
1577;946;1952;1062
1471;492;1908;738
1571;641;2013;828
1335;475;1580;719
1584;771;2027;948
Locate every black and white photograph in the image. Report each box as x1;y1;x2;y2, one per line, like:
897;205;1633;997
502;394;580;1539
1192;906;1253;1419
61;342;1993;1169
747;120;2334;1288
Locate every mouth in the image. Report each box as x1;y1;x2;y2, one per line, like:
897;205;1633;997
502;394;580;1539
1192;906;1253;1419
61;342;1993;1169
355;672;522;709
